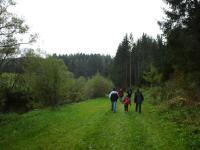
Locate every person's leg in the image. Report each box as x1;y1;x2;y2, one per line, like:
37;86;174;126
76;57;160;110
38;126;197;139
112;101;115;112
125;105;128;112
113;101;117;112
111;101;113;111
124;104;126;111
135;103;138;112
139;104;142;113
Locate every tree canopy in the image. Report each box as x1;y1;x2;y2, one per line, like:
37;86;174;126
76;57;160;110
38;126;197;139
0;0;36;68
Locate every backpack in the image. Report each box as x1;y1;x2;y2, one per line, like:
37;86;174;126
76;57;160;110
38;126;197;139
111;92;118;102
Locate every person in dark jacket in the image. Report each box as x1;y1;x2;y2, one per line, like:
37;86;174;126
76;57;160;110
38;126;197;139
109;88;118;112
134;89;144;113
127;88;132;104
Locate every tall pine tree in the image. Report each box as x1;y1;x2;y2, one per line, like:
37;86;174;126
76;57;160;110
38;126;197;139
112;34;130;88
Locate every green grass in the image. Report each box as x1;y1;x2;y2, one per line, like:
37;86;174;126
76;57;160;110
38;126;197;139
0;97;187;150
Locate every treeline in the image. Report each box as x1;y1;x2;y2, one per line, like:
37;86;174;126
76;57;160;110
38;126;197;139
0;54;113;78
55;53;113;78
111;33;168;88
157;0;200;105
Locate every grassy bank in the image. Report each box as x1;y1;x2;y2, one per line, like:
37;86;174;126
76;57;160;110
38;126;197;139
146;88;200;150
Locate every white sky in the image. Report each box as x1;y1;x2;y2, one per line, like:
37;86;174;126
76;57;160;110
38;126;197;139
14;0;165;56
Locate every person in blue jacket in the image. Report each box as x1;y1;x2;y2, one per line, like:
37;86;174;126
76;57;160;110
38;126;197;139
134;89;144;113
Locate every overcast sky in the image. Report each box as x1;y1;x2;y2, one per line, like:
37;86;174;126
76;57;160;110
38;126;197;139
14;0;165;56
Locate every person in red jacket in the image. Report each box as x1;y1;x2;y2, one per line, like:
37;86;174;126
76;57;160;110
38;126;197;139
123;96;131;112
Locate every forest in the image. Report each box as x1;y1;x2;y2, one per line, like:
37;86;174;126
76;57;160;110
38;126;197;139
0;0;200;149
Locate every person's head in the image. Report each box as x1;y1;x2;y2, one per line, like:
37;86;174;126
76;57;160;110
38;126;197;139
137;88;140;93
127;88;131;92
112;88;116;91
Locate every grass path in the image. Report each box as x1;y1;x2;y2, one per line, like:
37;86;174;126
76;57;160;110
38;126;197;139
0;97;187;150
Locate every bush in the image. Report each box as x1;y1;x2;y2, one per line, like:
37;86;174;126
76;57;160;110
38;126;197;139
159;71;200;108
74;76;87;102
167;96;187;108
24;55;75;108
84;73;113;99
0;89;5;111
148;87;162;105
143;64;162;87
0;73;31;112
63;76;87;103
161;80;178;101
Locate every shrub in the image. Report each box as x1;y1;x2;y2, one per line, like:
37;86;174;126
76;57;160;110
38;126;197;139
160;80;178;101
160;71;200;108
63;76;87;103
24;55;75;108
84;73;113;99
0;73;31;112
148;86;162;105
0;89;5;111
74;76;87;102
143;64;162;87
167;96;187;108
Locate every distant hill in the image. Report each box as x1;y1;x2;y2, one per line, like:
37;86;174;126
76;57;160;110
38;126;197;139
56;53;113;78
0;54;113;78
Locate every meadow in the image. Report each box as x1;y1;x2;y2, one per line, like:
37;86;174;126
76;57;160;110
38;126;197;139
0;96;188;150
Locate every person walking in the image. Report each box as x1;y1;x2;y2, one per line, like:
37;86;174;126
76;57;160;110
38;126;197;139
134;89;144;113
123;95;131;112
127;88;132;104
118;88;124;103
109;88;118;112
